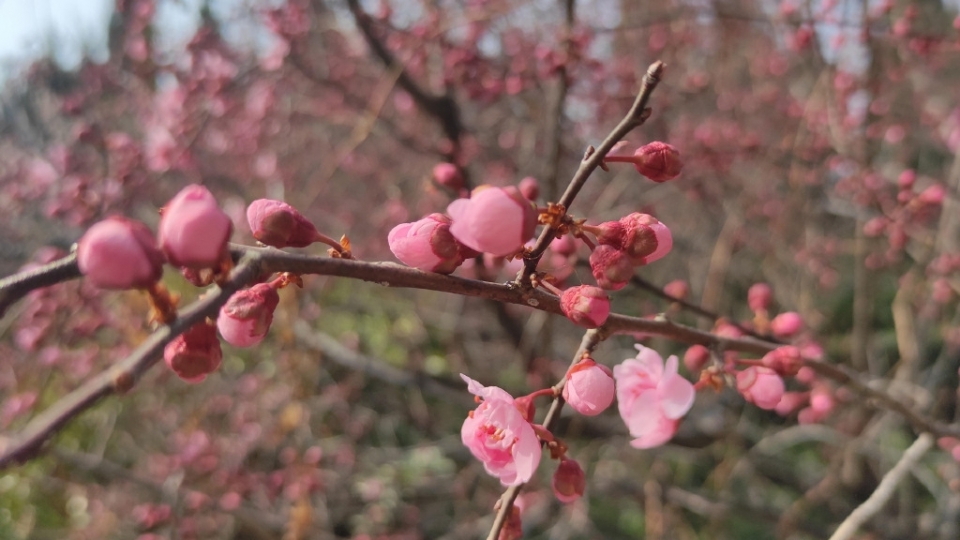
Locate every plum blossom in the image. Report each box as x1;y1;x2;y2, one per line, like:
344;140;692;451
388;214;476;274
77;216;165;290
447;186;537;257
158;184;232;268
552;458;586;503
164;321;222;383
460;374;541;486
562;358;615;416
736;366;785;410
218;283;281;347
559;286;610;328
613;345;696;449
246;199;320;248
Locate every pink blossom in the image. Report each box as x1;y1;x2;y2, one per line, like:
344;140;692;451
518;176;540;200
770;311;804;337
164;322;222;383
736;366;784;410
77;216;165;290
460;374;541;486
613;345;696;449
217;283;281;347
562;359;615;416
663;279;689;300
761;345;803;376
748;283;773;312
683;345;710;373
552;458;586;503
559;286;610;328
246;199;320;248
618;213;673;264
388;214;475;274
158;185;232;268
605;141;683;182
589;245;634;290
432;162;463;191
447;186;537;257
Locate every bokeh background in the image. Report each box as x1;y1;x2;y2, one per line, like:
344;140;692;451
2;0;960;538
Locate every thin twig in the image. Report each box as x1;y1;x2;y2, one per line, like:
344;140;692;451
486;329;603;540
0;255;264;468
521;60;665;282
828;433;935;540
0;252;81;318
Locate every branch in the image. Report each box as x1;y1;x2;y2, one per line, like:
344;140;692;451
4;244;960;471
0;254;264;468
486;329;603;540
828;433;934;540
521;60;665;280
345;0;465;159
0;252;81;318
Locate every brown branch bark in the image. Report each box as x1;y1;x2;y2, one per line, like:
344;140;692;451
0;251;81;317
0;254;264;468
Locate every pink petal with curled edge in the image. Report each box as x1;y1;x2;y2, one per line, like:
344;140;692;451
509;422;542;485
658;373;696;420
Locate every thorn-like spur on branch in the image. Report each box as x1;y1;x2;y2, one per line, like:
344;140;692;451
487;329;604;540
345;0;465;160
0;255;264;469
0;252;81;318
522;60;666;283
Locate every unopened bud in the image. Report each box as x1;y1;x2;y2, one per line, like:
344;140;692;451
158;185;232;268
552;458;586;503
77;216;165;290
217;283;280;347
246;199;320;248
164;321;223;383
559;285;610;328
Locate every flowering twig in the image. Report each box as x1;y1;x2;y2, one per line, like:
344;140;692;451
3;246;960;470
486;328;604;540
0;254;264;468
521;60;665;283
828;433;934;540
0;252;81;318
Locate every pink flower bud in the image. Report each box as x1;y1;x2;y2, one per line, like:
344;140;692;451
217;283;280;347
447;186;537;257
77;216;165;289
683;345;710;373
774;391;808;416
562;359;614;416
246;199;320;248
518;176;539;200
747;283;773;312
550;235;577;256
898;169;915;189
559;286;610;328
593;220;626;247
761;345;803;376
736;366;785;410
164;322;223;383
770;311;804;337
663;279;689;300
618;213;672;264
388;214;475;274
432;162;463;191
631;141;683;182
552;458;586;503
589;245;634;290
158;185;232;268
918;184;946;205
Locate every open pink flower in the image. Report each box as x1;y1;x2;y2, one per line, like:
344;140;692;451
460;374;541;486
388;213;475;274
447;186;537;257
613;345;695;449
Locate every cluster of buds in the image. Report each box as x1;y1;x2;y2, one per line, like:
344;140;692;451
582;212;673;290
76;185;339;383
